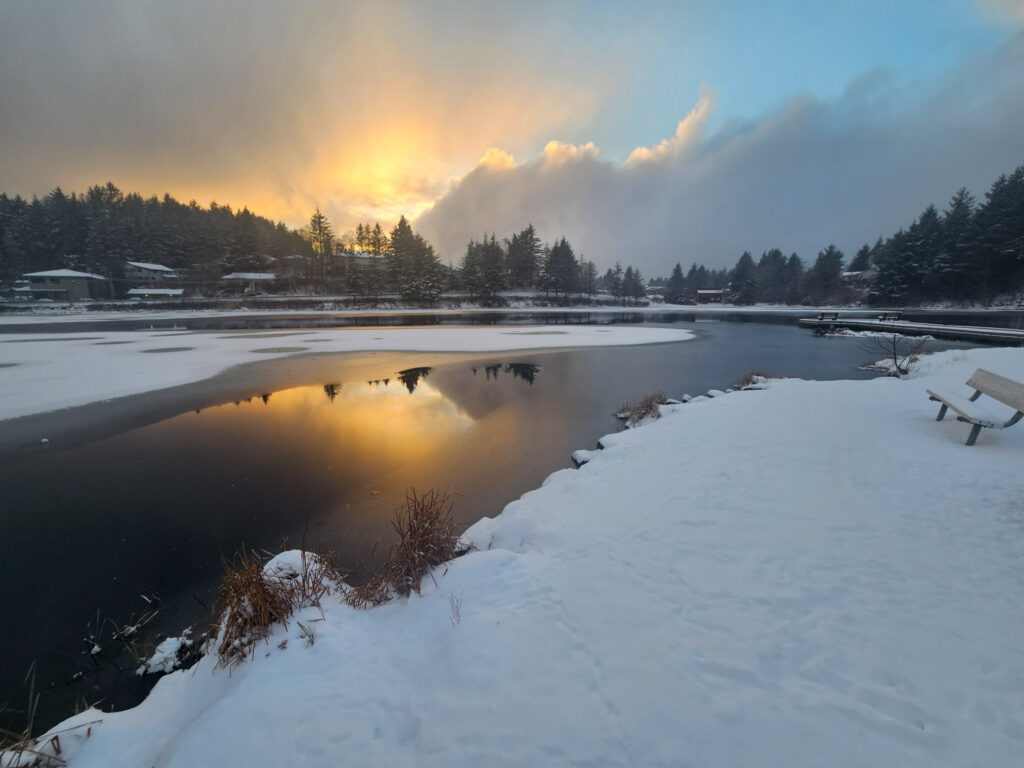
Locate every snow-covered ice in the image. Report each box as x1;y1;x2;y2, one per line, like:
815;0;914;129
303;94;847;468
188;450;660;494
11;345;1024;767
0;325;692;420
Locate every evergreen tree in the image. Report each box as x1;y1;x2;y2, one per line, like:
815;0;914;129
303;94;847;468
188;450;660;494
976;166;1024;297
756;248;788;304
389;215;442;303
729;251;758;304
783;254;805;304
506;224;541;288
664;262;686;304
544;237;578;297
936;188;979;301
848;244;872;272
907;205;943;301
308;207;333;289
804;244;844;304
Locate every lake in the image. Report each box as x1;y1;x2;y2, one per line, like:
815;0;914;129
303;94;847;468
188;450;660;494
0;320;969;731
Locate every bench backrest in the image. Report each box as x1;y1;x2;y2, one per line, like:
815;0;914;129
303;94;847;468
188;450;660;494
966;368;1024;412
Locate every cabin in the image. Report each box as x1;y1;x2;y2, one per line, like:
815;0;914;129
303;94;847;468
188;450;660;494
126;288;186;300
221;272;279;295
22;269;113;301
696;289;725;304
125;261;179;282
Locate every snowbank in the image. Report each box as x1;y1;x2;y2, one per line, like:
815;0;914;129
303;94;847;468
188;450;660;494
0;325;691;420
10;346;1024;767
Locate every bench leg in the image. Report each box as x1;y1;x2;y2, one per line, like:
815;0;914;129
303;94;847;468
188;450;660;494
965;424;982;446
935;404;948;421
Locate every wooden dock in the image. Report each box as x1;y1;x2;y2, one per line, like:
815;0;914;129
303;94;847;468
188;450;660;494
798;315;1024;345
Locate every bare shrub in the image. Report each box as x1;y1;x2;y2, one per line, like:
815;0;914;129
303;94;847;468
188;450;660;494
617;392;668;426
858;329;929;376
212;548;341;667
736;370;769;389
342;489;459;607
343;572;392;610
385;489;458;597
0;666;101;768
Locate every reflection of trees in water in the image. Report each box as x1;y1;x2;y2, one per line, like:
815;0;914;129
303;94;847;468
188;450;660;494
260;393;272;405
397;367;433;394
472;362;542;385
505;363;541;385
323;383;341;402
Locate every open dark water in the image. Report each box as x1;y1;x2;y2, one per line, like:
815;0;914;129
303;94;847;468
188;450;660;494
0;321;970;731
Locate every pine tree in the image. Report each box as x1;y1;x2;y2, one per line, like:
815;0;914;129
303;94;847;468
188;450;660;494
848;244;872;272
729;251;758;304
308;207;333;289
783;254;805;304
389;216;441;303
506;224;541;289
756;248;787;304
664;262;686;304
544;237;578;297
936;188;979;301
804;245;844;304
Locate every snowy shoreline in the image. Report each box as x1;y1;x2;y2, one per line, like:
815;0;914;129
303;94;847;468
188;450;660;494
10;344;1024;767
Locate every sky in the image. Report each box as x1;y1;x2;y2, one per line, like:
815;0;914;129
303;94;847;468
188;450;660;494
2;0;1023;274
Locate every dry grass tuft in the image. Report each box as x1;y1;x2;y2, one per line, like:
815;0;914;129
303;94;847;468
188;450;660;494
617;392;668;426
385;489;458;597
736;370;769;389
343;571;392;610
343;489;459;607
0;665;101;768
212;548;341;668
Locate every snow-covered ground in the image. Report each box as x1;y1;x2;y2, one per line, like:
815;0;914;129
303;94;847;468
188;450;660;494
0;325;692;420
12;345;1024;767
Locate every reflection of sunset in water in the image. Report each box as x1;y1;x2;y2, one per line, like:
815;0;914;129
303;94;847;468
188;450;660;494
200;380;474;466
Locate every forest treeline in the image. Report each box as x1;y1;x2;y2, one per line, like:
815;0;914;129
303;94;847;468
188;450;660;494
0;183;310;284
1;163;1022;305
660;165;1024;306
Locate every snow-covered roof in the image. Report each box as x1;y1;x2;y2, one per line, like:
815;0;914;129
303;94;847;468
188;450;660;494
23;269;107;280
127;288;185;296
696;289;725;294
222;272;277;280
126;261;175;272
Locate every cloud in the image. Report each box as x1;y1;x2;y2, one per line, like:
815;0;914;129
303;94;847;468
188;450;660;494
417;34;1024;274
624;86;714;166
0;0;616;231
542;141;600;165
478;149;517;170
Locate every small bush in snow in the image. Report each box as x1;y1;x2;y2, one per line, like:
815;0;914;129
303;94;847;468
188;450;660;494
212;549;340;668
617;392;668;426
344;489;460;607
735;370;769;389
385;489;458;598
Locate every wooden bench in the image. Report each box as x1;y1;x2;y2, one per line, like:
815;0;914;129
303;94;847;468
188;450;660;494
816;312;839;321
877;311;902;321
927;368;1024;445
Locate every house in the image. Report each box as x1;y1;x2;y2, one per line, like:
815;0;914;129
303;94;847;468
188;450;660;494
126;288;186;300
221;272;279;294
696;289;725;304
347;251;387;271
22;269;113;301
125;261;179;282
